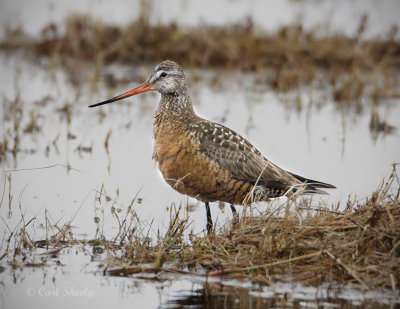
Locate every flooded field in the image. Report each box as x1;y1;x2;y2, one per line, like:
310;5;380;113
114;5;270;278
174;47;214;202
1;0;400;308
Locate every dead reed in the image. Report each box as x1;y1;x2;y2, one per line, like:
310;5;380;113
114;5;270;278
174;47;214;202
1;13;399;105
3;165;399;291
101;165;400;290
1;8;399;287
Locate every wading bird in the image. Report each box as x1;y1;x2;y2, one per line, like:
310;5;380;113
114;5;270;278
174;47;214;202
89;60;335;233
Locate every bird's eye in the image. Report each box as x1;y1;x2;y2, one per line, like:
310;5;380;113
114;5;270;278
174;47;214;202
160;72;167;78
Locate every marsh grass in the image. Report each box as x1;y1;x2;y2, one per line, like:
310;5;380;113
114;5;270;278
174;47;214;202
4;165;398;291
108;165;400;290
1;8;400;291
1;12;399;110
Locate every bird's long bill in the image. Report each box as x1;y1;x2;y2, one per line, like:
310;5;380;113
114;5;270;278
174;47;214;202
88;81;153;108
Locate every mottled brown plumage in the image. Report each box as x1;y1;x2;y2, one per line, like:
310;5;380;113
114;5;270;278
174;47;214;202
90;60;335;233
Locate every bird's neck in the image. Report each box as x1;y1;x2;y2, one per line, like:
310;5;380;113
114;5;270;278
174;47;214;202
156;90;196;118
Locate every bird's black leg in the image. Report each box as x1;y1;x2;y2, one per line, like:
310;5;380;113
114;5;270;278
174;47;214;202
205;202;212;234
230;204;239;226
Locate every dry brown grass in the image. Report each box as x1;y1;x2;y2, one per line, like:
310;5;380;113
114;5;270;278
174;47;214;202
1;13;399;103
193;198;399;290
3;165;399;291
101;165;400;291
1;9;399;285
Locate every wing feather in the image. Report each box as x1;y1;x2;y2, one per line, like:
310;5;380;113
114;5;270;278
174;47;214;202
193;120;298;191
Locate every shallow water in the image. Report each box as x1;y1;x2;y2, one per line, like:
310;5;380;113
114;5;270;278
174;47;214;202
1;1;400;308
2;246;399;309
1;51;399;308
1;52;399;237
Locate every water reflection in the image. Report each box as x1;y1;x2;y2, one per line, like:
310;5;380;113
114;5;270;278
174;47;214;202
165;283;396;309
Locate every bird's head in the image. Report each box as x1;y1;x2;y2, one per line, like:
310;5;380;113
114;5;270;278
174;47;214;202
149;60;186;94
89;60;186;108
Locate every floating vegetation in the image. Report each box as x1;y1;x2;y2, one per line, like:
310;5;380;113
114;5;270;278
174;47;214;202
369;110;397;141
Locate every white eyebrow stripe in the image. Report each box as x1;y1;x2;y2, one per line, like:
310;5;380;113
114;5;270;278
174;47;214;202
155;67;181;76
